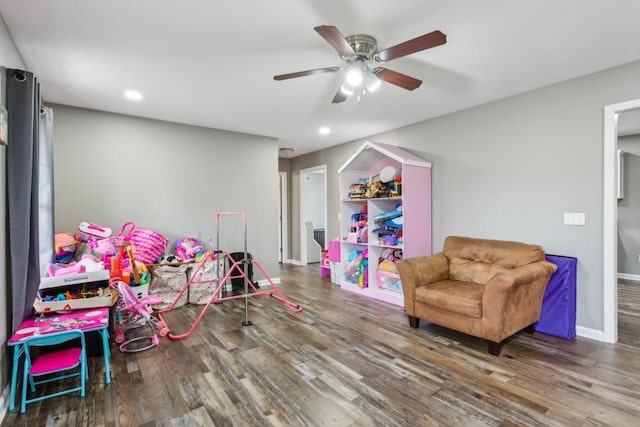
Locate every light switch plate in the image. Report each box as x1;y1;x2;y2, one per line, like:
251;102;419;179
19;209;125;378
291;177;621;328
564;212;586;226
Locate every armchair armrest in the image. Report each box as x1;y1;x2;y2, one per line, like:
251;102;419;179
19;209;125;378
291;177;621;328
482;261;558;333
397;253;450;313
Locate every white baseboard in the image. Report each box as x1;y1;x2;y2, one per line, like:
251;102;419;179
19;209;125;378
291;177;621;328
617;272;640;281
288;259;303;266
576;325;608;342
256;278;281;287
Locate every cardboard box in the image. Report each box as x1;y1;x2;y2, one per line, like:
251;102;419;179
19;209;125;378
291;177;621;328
35;270;113;313
39;270;110;290
34;292;115;314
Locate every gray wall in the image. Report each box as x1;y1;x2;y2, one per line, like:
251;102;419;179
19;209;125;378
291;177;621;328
289;59;640;333
289;142;361;260
0;12;26;398
52;105;281;279
617;134;640;275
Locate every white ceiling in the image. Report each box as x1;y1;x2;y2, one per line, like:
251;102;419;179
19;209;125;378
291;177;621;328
2;0;640;157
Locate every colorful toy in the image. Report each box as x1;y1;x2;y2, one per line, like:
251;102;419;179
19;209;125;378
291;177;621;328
175;237;205;262
46;263;85;277
54;233;77;263
75;255;105;272
114;281;167;353
157;212;302;340
76;221;112;242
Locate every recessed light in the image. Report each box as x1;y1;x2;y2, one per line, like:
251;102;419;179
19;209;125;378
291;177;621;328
279;147;294;157
124;90;143;101
318;126;331;135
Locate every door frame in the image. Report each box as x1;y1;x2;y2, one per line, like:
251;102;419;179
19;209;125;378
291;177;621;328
300;165;327;266
603;97;640;343
278;171;288;263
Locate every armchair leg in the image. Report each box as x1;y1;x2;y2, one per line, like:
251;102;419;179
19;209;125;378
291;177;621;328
487;341;501;356
408;315;419;328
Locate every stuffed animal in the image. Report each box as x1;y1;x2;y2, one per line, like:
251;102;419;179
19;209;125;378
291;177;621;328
54;233;77;263
157;254;180;264
364;180;383;198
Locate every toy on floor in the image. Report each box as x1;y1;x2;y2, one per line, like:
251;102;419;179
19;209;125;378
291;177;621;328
114;281;168;353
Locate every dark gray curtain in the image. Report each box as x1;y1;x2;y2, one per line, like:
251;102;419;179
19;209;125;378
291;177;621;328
6;68;42;332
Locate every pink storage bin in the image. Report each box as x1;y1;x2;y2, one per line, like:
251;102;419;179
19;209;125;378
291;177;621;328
328;239;341;262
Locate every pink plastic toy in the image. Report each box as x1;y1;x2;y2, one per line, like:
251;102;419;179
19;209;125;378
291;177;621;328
114;281;168;352
175;237;205;262
46;263;86;277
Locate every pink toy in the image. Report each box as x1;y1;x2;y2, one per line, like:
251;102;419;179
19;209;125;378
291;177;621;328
76;221;112;242
130;226;168;264
114;281;168;352
54;233;77;263
175;237;205;262
157;212;302;340
46;263;85;277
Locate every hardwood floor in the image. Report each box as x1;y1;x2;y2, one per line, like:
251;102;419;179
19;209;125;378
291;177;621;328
618;279;640;347
3;265;640;426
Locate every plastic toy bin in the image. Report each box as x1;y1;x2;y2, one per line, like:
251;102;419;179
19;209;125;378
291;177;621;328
376;270;402;293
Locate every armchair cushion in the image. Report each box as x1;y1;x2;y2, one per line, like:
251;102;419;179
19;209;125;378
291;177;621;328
444;235;546;284
415;280;483;318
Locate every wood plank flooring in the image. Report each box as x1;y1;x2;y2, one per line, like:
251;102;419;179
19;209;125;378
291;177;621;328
3;265;640;426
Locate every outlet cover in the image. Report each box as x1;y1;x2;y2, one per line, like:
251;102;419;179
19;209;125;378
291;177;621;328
564;212;586;226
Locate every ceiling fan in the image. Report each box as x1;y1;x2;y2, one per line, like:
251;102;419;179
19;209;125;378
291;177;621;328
274;25;447;103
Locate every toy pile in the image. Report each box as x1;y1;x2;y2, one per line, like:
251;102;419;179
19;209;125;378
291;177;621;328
376;248;403;293
346;165;402;200
42;222;162;306
348;205;368;243
344;248;368;288
372;202;403;246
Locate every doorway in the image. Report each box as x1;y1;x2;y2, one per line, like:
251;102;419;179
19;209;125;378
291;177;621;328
299;165;327;266
603;98;640;344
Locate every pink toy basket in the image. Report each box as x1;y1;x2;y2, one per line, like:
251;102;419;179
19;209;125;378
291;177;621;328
130;227;169;264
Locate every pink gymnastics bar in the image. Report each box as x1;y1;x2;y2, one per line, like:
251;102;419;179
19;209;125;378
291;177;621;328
157;212;302;340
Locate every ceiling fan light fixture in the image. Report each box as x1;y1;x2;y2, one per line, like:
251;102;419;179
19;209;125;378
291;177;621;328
340;83;354;96
345;62;364;86
364;73;381;93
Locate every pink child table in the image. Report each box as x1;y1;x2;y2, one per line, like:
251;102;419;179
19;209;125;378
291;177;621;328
7;307;112;411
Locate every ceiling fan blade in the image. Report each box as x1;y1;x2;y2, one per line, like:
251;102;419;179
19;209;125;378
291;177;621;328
274;67;340;81
372;67;422;91
332;86;348;104
314;25;356;58
374;30;446;62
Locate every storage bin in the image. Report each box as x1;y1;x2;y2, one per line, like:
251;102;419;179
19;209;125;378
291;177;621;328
149;264;188;309
187;259;220;304
327;239;341;262
376;269;402;293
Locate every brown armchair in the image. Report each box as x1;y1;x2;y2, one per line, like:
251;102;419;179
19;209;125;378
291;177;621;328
397;236;557;355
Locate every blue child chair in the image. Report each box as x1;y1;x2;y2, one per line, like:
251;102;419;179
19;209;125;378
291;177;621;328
20;329;87;413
